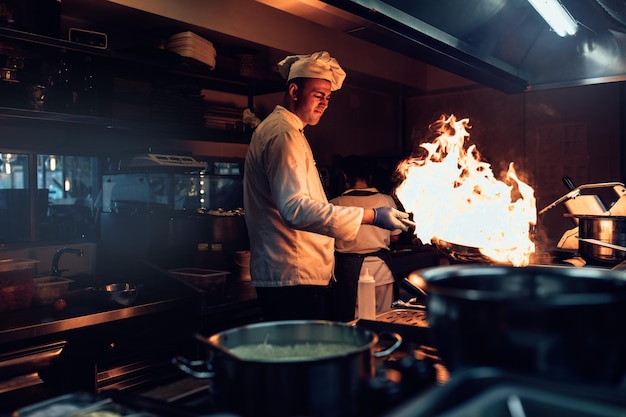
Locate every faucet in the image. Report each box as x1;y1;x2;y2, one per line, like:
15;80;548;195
51;247;84;277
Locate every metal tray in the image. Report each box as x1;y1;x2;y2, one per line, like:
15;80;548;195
355;308;433;347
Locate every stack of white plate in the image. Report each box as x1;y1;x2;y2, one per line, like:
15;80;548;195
166;31;216;69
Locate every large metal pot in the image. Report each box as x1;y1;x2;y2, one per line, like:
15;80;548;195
421;265;626;386
576;215;626;265
174;320;400;417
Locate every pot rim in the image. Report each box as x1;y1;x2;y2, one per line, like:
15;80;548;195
198;320;379;363
420;265;626;304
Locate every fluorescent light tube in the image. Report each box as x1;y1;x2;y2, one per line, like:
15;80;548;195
528;0;578;37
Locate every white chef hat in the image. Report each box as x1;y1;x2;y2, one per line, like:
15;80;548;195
277;51;346;91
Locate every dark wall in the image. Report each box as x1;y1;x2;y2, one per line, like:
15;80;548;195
253;84;402;167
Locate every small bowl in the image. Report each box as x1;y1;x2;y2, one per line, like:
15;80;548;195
101;283;141;306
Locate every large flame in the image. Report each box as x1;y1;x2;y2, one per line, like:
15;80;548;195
395;114;537;266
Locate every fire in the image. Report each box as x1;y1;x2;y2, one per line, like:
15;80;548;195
394;114;537;266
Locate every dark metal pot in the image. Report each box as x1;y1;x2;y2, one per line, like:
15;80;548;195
576;215;626;265
421;265;626;386
174;320;400;417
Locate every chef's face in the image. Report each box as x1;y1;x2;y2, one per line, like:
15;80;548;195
290;78;332;126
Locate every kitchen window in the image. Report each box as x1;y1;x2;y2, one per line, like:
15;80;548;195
37;154;100;241
0;152;30;243
0;153;243;245
0;151;101;244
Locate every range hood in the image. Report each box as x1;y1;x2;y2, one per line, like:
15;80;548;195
321;0;626;93
115;153;207;172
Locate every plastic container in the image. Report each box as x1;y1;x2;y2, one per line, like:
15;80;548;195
357;267;376;320
32;277;74;305
0;258;38;312
168;268;228;300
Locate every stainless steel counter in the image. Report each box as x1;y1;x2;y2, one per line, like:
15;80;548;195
0;294;191;344
0;272;259;414
0;277;258;345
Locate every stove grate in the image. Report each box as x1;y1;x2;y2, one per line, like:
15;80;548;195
374;308;428;327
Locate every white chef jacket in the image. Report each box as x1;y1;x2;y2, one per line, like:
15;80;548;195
244;105;364;287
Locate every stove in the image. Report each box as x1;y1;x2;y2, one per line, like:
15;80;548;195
16;296;626;417
379;367;626;417
11;304;446;417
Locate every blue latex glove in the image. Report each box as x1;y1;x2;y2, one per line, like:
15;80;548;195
372;207;415;232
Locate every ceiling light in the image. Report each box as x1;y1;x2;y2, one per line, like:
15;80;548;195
528;0;578;37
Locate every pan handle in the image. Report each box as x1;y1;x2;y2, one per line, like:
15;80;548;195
373;332;403;358
577;237;626;252
172;355;215;379
562;175;576;191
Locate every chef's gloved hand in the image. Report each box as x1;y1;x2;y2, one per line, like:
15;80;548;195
372;207;415;232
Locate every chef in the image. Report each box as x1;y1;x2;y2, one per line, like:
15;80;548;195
243;51;413;321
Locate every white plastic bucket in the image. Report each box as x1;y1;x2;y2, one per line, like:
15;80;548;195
234;250;251;281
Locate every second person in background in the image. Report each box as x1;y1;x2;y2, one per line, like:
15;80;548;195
331;155;401;321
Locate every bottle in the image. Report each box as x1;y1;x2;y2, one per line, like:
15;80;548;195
357;267;376;320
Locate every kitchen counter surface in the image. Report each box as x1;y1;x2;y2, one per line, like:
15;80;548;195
0;275;258;345
0;265;259;415
0;246;429;346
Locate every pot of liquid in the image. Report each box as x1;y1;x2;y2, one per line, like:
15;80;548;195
173;320;401;417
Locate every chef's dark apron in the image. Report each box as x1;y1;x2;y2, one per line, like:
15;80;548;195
331;189;397;322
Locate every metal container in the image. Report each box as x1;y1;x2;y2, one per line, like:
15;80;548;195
68;283;141;307
421;265;626;386
100;283;140;306
576;215;626;265
32;277;74;305
175;320;401;417
168;268;227;301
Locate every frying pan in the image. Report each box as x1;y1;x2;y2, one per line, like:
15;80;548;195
431;237;496;263
431;237;567;265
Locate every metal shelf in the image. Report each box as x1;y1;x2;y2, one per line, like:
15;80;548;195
0;27;281;134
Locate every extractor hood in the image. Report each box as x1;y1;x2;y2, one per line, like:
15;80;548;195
114;153;207;172
321;0;626;93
